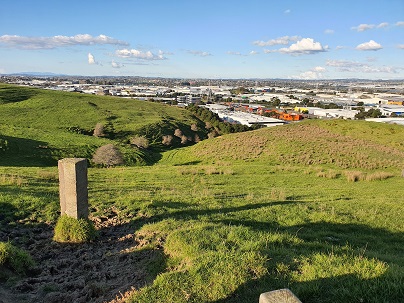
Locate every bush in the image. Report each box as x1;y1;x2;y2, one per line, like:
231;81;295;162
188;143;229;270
181;135;190;144
92;144;124;167
0;242;35;274
130;136;150;149
162;135;173;146
174;129;183;138
53;215;97;243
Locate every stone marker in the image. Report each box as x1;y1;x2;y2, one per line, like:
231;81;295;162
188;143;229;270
58;158;89;219
259;289;302;303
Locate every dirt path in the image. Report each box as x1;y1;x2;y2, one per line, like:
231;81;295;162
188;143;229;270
0;213;161;303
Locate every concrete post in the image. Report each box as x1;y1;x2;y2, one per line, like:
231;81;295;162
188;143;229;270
58;158;89;219
259;289;302;303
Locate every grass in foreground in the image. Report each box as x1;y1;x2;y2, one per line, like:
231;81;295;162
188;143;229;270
1;159;403;302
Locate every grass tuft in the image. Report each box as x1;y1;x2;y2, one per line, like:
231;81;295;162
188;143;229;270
0;241;35;275
53;215;98;243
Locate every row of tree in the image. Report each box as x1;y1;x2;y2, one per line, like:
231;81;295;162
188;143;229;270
186;104;261;136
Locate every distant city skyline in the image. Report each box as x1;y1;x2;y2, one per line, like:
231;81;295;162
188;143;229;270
0;0;403;79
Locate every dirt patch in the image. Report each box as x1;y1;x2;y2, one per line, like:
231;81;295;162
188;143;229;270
0;212;164;303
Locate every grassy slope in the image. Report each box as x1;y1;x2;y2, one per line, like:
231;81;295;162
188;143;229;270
162;119;404;170
0;84;204;166
1;87;404;302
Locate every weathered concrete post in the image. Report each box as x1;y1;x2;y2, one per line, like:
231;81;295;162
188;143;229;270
259;289;302;303
58;158;89;219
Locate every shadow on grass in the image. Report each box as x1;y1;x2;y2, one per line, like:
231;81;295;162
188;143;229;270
122;198;404;302
0;135;56;167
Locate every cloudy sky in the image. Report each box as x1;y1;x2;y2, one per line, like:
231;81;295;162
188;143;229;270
0;0;403;79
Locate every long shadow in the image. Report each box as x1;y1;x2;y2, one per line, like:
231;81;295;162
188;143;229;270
130;200;301;230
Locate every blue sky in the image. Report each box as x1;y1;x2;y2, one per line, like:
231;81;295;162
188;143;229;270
0;0;403;79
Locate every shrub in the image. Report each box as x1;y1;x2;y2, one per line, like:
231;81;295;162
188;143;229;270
93;123;105;137
92;144;124;167
208;130;219;139
162;135;173;146
53;215;97;243
130;136;150;149
181;135;190;144
0;242;35;274
174;129;183;138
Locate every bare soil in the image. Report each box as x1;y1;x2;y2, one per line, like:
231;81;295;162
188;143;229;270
0;211;162;303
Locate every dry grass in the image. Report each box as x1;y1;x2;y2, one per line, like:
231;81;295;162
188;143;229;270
344;171;366;182
270;188;286;201
365;172;395;181
0;174;27;187
316;169;340;179
37;170;58;181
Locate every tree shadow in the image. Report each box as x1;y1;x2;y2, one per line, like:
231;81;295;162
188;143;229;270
0;135;55;167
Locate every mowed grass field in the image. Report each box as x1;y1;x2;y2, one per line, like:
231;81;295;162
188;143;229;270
1;85;404;302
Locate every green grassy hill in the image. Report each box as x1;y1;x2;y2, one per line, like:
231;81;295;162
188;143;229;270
1;85;404;302
0;84;206;166
161;119;404;170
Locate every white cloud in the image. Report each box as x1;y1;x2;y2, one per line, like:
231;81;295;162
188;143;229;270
187;50;212;57
284;9;291;14
249;51;258;55
356;40;382;51
326;59;398;74
335;46;345;50
351;23;375;32
116;49;167;60
253;36;300;46
396;21;404;26
0;34;128;49
398;44;404;49
324;29;334;34
313;66;326;72
88;53;96;65
111;60;124;68
278;38;328;55
377;22;389;28
291;66;327;80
